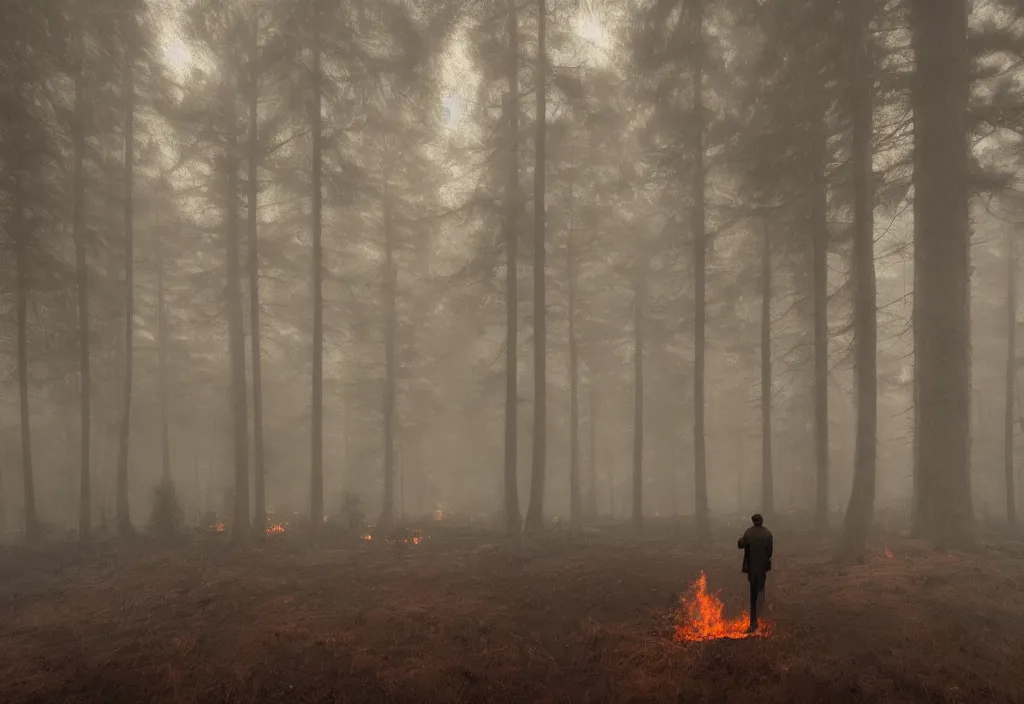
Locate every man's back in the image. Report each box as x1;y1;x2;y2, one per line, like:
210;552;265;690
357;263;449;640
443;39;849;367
739;524;773;575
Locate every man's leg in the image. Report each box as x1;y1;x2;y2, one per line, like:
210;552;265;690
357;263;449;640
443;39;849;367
748;575;759;631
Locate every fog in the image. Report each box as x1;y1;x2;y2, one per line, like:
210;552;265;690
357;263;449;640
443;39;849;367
0;0;1023;699
1;0;1020;544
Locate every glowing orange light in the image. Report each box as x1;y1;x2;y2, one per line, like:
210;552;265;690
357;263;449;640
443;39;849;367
674;572;770;642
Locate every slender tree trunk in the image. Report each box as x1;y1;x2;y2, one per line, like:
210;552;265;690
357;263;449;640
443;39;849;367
525;0;547;533
72;19;92;543
310;15;325;538
632;265;645;527
247;13;267;534
910;272;922;534
13;173;38;542
343;394;351;491
116;57;136;538
225;60;250;543
910;0;973;544
1005;232;1017;528
503;0;522;539
811;112;830;530
841;2;877;554
691;1;709;541
760;218;774;519
398;447;405;520
381;179;397;530
156;240;172;485
567;205;580;531
587;384;598;518
609;460;616;518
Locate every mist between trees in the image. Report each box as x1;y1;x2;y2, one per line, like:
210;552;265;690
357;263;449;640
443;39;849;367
0;0;1021;551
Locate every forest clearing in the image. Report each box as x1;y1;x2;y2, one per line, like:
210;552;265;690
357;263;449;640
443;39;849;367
1;525;1022;704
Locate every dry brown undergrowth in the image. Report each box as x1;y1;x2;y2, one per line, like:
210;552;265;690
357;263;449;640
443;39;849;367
0;528;1021;703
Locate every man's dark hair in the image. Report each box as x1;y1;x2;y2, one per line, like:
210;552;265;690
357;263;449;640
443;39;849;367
751;513;763;525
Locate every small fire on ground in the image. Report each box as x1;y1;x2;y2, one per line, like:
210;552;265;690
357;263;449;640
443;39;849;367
361;526;426;546
387;530;424;546
674;572;770;642
266;523;286;535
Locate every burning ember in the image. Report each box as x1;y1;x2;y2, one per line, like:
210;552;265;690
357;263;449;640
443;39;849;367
265;523;286;535
215;522;225;533
884;546;894;559
385;528;426;547
674;572;769;642
385;532;425;546
360;525;426;546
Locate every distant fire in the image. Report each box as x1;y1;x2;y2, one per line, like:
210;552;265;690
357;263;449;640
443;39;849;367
265;523;286;535
884;546;894;559
215;522;225;533
674;572;769;642
360;526;426;546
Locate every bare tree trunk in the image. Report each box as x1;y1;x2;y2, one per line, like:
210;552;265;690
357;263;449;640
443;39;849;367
156;240;171;485
72;17;92;543
502;0;522;539
381;179;397;530
343;394;351;491
247;13;267;535
525;0;547;533
1005;231;1017;528
691;1;710;541
841;1;877;554
910;272;922;534
586;384;598;518
760;218;774;519
809;112;830;530
310;14;324;538
632;265;644;528
910;0;973;545
224;58;250;543
568;203;580;531
116;57;136;538
13;172;38;543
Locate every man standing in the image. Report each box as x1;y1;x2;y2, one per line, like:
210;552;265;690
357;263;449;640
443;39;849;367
737;513;773;633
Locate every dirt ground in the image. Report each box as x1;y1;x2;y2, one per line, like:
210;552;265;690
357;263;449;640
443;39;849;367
0;523;1022;704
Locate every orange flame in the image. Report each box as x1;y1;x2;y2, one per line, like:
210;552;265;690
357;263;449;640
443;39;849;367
361;534;373;542
385;529;425;546
265;523;286;535
674;572;768;642
884;546;894;559
215;522;225;533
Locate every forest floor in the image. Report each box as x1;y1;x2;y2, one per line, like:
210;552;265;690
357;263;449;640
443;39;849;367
0;522;1023;704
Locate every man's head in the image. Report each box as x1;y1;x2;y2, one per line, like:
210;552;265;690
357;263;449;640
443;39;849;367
751;513;763;526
